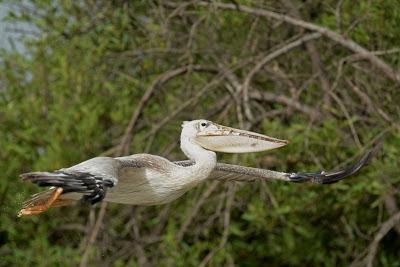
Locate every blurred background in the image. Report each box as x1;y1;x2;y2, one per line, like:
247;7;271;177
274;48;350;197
0;1;399;266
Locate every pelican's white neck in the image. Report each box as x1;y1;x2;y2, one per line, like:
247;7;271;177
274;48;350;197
180;135;216;172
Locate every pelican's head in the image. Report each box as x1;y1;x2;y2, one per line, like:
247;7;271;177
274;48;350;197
181;119;288;153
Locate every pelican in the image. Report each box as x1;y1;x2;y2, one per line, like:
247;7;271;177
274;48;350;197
18;119;373;217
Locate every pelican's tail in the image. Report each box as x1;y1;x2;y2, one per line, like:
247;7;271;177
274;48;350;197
18;171;79;217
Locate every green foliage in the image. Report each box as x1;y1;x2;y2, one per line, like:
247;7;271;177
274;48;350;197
1;0;399;266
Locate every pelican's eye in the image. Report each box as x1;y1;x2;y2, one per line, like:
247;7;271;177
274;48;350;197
201;122;207;127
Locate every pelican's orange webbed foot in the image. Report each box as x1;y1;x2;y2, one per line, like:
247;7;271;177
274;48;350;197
18;187;64;217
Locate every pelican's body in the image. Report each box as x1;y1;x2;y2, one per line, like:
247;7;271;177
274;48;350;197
104;153;214;205
18;119;373;216
58;121;220;206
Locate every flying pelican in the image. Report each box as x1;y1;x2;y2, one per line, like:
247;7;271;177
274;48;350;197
18;119;373;217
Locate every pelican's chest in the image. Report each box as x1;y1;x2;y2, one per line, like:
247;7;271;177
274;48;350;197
105;167;205;205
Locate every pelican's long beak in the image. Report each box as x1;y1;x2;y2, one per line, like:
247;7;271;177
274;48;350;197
194;123;288;153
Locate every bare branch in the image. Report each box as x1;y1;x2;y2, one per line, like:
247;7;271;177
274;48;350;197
80;202;107;267
176;181;220;241
182;1;400;83
365;211;400;267
250;90;323;120
383;194;400;235
198;184;235;267
280;0;332;104
242;33;322;121
118;65;217;155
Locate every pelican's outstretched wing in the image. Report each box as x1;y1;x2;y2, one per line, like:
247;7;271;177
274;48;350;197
174;148;374;184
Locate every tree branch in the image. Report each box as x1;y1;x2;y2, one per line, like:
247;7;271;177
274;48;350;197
183;1;400;83
118;65;217;155
242;32;322;121
280;0;332;104
365;211;400;267
250;90;323;120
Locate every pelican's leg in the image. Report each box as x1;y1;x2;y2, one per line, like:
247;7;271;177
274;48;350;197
18;187;63;217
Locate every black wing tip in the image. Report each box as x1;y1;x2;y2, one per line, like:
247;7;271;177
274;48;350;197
20;172;32;181
20;170;114;206
288;146;378;184
20;171;61;181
